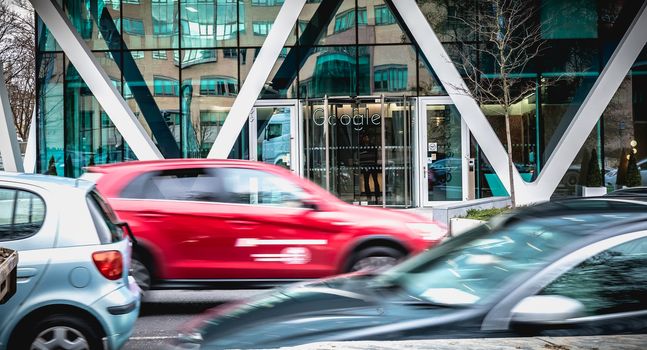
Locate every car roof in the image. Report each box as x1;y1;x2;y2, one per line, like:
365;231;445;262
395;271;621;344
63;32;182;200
606;187;647;196
0;172;94;191
499;197;647;235
85;159;266;173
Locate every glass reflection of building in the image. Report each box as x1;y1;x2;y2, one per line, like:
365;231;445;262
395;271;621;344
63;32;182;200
36;0;647;206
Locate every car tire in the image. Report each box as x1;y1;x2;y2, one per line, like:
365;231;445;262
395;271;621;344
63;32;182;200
130;255;152;291
346;246;405;273
14;314;102;350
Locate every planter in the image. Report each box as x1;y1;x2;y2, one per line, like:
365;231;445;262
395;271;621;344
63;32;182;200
450;218;485;237
0;247;18;304
582;186;607;197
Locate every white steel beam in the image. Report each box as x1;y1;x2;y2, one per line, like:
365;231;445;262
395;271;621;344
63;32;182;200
0;63;24;173
30;0;163;160
23;110;36;173
208;0;306;159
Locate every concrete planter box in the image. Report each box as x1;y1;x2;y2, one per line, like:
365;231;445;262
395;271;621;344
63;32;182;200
0;247;18;304
583;186;607;197
450;218;485;236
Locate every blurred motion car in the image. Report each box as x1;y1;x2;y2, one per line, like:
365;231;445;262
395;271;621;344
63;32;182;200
84;159;446;291
605;186;647;197
167;198;647;349
0;173;140;350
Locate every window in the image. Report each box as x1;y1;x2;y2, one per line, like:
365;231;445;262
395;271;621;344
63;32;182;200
374;5;395;25
182;49;217;66
121;168;224;202
253;21;272;36
200;110;227;126
0;188;46;241
130;50;145;60
153;76;179;96
333;8;367;33
223;48;237;59
120;18;145;35
252;0;284;6
540;237;647;315
87;191;122;244
152;0;176;35
219;168;307;206
200;76;238;96
374;65;408;92
153;50;167;60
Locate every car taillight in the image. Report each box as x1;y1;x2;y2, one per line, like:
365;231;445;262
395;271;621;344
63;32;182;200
92;250;123;280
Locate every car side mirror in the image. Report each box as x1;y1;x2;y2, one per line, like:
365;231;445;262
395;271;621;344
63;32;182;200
511;295;585;324
302;198;321;211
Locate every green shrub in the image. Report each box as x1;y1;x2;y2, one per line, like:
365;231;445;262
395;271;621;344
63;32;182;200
464;207;511;221
586;148;603;187
626;153;642;187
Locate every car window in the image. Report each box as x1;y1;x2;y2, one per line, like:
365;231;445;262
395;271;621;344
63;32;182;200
540;236;647;315
87;191;123;244
218;168;307;207
123;168;224;202
0;187;46;241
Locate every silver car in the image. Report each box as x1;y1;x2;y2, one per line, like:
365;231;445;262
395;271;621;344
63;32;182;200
0;173;140;350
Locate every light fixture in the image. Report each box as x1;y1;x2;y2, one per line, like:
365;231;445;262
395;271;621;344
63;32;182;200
633;148;638;154
630;140;638;147
627;154;631;160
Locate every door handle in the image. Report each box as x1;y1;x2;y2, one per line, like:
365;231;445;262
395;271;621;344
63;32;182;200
226;220;258;229
136;212;167;218
17;267;38;278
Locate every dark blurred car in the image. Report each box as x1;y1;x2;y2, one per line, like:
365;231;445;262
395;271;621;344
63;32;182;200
83;159;447;290
605;186;647;197
168;198;647;349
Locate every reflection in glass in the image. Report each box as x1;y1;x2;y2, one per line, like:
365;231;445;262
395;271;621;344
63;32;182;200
37;53;65;175
182;0;241;48
65;0;121;50
359;0;409;44
426;105;461;201
298;0;355;46
121;0;178;49
255;107;292;169
241;1;295;46
299;46;357;98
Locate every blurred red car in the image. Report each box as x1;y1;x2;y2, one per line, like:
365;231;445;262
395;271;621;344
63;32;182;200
84;160;446;290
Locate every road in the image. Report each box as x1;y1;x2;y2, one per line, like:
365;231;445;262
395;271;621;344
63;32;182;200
123;289;267;350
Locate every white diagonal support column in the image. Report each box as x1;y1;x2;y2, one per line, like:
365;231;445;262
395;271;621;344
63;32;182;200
392;0;523;199
393;0;647;205
208;0;306;159
30;0;163;160
0;63;24;173
23;110;37;173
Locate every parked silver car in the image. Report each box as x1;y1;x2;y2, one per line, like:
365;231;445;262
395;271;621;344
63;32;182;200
0;173;140;350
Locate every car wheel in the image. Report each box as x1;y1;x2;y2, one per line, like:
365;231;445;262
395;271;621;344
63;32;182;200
16;314;102;350
130;255;152;291
347;246;405;273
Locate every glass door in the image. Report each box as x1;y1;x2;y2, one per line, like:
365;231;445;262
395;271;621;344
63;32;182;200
418;98;469;205
249;100;299;172
303;96;415;207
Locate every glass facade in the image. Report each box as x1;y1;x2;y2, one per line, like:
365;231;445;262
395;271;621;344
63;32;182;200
35;0;647;206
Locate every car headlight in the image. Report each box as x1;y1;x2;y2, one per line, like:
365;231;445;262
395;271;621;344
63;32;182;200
406;223;447;241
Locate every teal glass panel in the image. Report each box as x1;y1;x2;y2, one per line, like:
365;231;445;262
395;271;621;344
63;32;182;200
181;0;241;48
359;0;410;44
64;54;132;178
298;0;355;46
240;0;295;46
541;0;597;39
416;0;476;42
181;49;239;157
365;45;416;96
65;0;121;50
299;46;357;98
37;17;61;52
418;50;447;96
121;0;178;49
240;47;297;99
37;53;64;175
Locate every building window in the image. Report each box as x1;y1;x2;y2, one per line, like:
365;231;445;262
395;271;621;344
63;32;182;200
334;8;367;33
120;18;145;35
200;110;227;126
131;51;145;60
374;5;395;25
200;76;238;96
251;0;284;6
253;21;273;36
223;48;237;59
152;0;176;35
374;65;408;92
182;49;217;66
153;50;167;60
153;76;179;96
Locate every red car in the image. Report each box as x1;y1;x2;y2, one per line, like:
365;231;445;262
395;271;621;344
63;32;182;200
84;160;447;290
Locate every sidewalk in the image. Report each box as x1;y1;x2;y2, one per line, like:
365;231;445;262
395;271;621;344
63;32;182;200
284;334;647;350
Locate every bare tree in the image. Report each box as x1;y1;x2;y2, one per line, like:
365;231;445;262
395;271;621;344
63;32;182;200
191;118;216;158
449;0;546;207
0;0;35;142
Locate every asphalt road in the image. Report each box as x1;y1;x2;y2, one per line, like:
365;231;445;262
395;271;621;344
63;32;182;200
123;289;267;350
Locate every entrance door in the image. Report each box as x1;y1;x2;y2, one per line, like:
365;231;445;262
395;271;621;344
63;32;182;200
249;101;300;172
418;97;470;206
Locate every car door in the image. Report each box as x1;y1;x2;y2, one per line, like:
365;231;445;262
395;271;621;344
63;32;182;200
486;231;647;336
0;186;51;331
203;167;342;279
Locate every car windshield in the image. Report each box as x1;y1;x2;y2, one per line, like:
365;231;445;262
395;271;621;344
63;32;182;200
376;212;635;306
